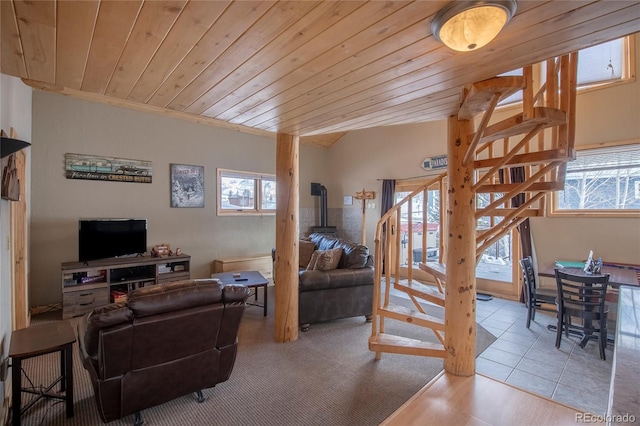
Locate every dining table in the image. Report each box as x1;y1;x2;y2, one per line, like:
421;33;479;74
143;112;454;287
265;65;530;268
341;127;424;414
538;262;639;288
537;261;639;348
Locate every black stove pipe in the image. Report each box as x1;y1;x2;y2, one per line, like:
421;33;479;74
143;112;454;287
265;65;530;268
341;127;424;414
319;185;327;227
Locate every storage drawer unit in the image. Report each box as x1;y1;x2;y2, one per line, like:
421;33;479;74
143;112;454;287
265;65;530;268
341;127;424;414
61;254;191;318
62;287;109;319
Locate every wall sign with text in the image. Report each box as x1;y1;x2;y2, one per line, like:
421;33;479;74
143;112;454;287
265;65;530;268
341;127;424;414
65;153;152;183
422;155;447;171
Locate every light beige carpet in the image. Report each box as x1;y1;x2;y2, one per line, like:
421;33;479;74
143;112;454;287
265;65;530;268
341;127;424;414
17;288;495;426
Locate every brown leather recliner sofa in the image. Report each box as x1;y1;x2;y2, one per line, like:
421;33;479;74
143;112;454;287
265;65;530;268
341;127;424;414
77;279;250;425
298;233;374;331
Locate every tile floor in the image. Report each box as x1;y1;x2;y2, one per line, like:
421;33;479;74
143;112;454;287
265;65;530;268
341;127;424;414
475;296;613;416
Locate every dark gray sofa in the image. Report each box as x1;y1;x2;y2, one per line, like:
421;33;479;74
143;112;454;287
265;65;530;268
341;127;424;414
298;233;374;331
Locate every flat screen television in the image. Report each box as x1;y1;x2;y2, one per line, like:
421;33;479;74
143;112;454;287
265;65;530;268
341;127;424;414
79;219;147;262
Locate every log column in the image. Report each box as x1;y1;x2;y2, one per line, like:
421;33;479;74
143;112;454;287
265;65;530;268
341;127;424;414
444;115;476;376
275;133;299;342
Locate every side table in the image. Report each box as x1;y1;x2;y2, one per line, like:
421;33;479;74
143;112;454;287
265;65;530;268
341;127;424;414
211;270;269;316
9;320;76;426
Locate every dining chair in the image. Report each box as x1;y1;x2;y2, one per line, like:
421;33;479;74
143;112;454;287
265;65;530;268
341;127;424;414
554;269;610;360
520;256;556;328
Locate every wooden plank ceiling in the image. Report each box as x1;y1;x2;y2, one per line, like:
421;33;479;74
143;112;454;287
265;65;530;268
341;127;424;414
2;1;639;147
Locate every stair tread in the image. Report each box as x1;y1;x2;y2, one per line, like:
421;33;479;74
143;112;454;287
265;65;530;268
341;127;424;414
476;181;563;193
479;107;566;144
369;333;446;357
394;279;445;307
379;303;445;331
419;262;446;280
490;208;541;217
458;76;525;120
474;148;573;170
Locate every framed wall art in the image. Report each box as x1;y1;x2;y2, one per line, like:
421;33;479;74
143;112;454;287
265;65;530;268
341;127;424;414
170;164;204;208
65;153;152;183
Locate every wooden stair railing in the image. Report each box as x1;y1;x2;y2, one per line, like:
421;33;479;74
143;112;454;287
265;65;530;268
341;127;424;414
369;52;578;360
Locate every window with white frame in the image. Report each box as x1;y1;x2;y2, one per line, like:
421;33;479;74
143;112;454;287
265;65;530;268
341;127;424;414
552;143;640;215
217;169;276;215
499;36;633;108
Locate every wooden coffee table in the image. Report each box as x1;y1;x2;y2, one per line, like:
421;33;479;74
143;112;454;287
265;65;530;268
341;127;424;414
9;320;76;425
211;270;269;316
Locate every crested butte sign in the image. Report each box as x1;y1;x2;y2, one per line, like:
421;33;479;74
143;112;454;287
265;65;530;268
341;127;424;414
422;155;447;171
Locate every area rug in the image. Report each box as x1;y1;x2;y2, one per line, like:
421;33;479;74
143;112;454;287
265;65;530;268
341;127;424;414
19;288;495;426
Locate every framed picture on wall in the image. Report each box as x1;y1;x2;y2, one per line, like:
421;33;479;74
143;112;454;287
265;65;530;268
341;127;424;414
170;164;204;208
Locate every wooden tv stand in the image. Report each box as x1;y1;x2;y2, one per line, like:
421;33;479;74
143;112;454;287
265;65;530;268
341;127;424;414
61;254;190;319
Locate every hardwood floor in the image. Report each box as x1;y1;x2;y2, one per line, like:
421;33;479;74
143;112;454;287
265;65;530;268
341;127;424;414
382;371;603;426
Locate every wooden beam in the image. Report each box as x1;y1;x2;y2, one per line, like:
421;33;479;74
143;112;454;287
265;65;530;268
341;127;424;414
479;107;566;144
474;148;571;170
475;181;562;194
463;92;500;166
444;115;476;377
477;192;545;243
274;133;299;343
476;162;561;219
472;123;544;190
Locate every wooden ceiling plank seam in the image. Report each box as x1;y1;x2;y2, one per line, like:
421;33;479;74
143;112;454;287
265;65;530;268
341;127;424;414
168;0;330;113
299;91;460;136
0;0;27;77
291;88;460;136
145;0;277;108
178;0;364;116
55;0;100;89
303;22;639;135
258;1;599;133
81;0;144;94
226;3;556;126
126;0;233;103
321;94;461;135
304;96;459;136
232;0;550;128
272;0;620;133
214;0;446;124
101;0;147;96
13;0;56;83
239;26;449;130
273;2;637;135
13;0;56;26
194;0;418;118
105;0;188;99
266;43;453;133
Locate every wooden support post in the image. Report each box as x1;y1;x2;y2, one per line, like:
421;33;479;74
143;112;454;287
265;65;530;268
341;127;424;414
275;133;299;343
444;115;476;377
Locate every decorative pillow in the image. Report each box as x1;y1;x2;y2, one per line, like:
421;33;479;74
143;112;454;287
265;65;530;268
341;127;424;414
299;240;317;268
306;250;321;271
307;247;343;271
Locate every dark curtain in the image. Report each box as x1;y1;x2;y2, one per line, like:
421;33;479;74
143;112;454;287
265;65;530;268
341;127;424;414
380;180;396;273
499;167;531;303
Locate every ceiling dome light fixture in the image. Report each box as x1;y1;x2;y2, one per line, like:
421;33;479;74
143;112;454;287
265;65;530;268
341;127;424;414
431;1;517;52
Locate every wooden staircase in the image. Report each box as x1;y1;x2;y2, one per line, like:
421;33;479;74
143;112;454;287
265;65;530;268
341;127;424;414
369;53;578;360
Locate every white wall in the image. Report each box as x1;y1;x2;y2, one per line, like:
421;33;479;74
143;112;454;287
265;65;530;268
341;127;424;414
328;120;448;245
0;74;32;417
30;91;329;307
